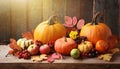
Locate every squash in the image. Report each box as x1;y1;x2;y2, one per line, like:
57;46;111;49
80;12;112;45
95;40;108;53
78;40;93;53
54;37;77;55
34;15;67;44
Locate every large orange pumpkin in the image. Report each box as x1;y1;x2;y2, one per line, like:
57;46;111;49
54;37;77;55
34;15;67;44
80;13;112;45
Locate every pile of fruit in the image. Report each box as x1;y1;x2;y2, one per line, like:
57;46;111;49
6;13;120;63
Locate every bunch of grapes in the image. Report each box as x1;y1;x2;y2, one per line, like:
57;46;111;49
87;49;99;58
15;50;31;59
81;49;99;58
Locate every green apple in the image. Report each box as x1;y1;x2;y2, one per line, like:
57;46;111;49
70;49;80;59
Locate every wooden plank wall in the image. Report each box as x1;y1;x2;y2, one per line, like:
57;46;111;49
0;0;119;43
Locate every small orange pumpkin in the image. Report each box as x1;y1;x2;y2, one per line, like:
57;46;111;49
34;15;67;44
54;37;77;55
95;40;108;53
80;12;112;45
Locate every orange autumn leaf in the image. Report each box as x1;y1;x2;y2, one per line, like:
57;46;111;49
22;30;34;40
31;54;47;62
9;38;22;51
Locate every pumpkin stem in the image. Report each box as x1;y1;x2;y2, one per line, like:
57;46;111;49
48;15;58;25
81;40;86;44
64;37;67;42
92;12;100;25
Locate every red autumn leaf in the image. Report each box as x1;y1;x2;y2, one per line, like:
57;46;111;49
22;30;34;40
77;19;85;30
51;53;62;59
47;53;63;63
63;16;75;27
5;49;15;57
9;38;22;51
47;55;55;63
64;16;73;25
72;16;77;26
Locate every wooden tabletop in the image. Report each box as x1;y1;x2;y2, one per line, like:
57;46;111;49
0;45;120;69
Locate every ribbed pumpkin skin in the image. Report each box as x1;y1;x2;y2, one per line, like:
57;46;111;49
34;20;66;44
80;23;112;45
78;41;93;53
54;37;77;55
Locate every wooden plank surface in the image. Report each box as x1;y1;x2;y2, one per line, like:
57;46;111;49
0;45;120;64
0;45;120;69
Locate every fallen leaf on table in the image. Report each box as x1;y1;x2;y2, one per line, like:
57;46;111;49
108;48;120;54
31;54;47;62
9;38;22;51
51;53;63;59
47;55;55;63
47;53;63;63
98;54;112;62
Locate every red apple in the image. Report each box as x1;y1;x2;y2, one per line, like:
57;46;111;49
27;44;39;55
39;44;50;54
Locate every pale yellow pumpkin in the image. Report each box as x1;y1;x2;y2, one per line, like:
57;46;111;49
34;15;66;44
78;40;93;53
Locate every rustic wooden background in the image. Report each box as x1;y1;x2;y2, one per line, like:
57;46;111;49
0;0;119;43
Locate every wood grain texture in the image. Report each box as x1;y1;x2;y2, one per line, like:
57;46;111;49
0;0;119;41
0;45;120;69
27;0;43;31
0;64;120;69
10;0;27;39
80;0;93;22
0;0;10;41
104;0;119;36
119;0;120;37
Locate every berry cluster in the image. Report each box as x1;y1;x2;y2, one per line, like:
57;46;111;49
81;49;99;58
47;41;55;54
15;50;31;59
35;40;43;46
87;49;99;58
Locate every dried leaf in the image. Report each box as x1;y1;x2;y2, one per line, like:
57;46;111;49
51;53;63;59
47;55;55;63
9;38;22;51
108;48;120;54
5;49;15;57
63;16;76;27
77;19;85;30
31;54;47;62
22;30;34;40
64;16;73;25
47;53;63;63
72;16;77;26
98;54;112;62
